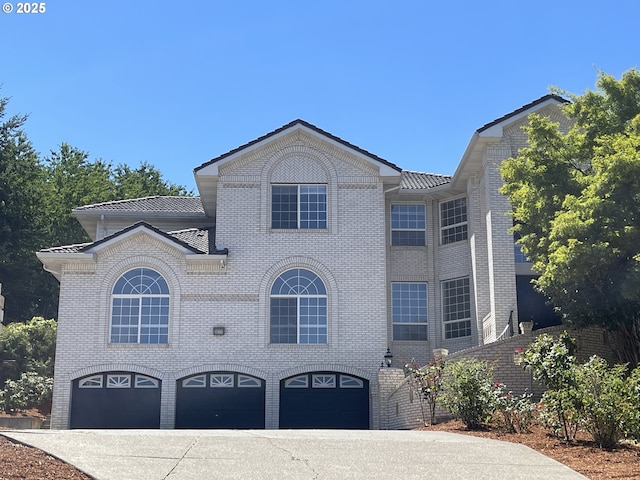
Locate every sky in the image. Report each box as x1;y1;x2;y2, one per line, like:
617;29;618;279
1;1;638;193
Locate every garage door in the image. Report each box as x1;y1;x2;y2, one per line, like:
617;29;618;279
70;372;161;429
175;372;265;429
279;372;369;429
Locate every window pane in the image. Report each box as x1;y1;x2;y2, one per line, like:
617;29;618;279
270;298;298;343
392;283;428;341
441;198;468;245
442;277;472;339
391;205;426;246
300;185;327;229
272;186;298;229
299;297;327;344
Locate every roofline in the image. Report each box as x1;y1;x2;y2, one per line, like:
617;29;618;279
79;221;206;255
194;119;402;173
476;94;568;134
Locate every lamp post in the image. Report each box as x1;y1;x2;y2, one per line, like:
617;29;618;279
384;348;393;368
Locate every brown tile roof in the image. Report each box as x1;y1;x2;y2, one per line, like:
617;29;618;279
195;119;402;173
401;171;451;189
73;196;205;215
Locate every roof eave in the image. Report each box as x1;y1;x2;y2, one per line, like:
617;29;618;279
36;251;96;282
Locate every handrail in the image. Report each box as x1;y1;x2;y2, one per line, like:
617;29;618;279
496;310;515;341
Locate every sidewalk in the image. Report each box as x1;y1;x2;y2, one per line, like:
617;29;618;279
2;429;587;480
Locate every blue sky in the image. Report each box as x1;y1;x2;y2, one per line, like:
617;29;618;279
1;1;638;193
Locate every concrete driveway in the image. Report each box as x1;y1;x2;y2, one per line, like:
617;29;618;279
2;429;587;480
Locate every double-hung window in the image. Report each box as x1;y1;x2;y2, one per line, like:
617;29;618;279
391;204;426;246
272;184;327;229
110;268;169;344
440;198;468;245
270;269;327;344
442;277;472;339
392;283;428;341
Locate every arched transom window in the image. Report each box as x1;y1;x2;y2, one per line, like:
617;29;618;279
110;268;169;344
270;269;327;344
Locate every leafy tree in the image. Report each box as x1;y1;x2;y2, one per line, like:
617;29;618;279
113;161;192;198
501;69;640;365
0;95;58;322
43;143;115;245
405;357;445;426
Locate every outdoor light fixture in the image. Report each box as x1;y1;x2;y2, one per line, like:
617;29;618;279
212;326;226;336
384;348;393;368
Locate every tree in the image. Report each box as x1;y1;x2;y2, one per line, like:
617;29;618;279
0;95;58;322
500;69;640;365
113;161;192;198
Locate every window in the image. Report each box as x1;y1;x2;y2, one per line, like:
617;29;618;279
392;283;428;341
272;185;327;229
284;375;309;388
270;269;327;344
210;374;234;388
78;375;103;388
107;374;131;388
312;374;336;388
391;204;426;246
238;375;262;388
442;277;472;339
440;198;468;245
110;268;169;344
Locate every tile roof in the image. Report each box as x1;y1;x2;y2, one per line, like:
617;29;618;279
167;228;210;253
195;119;402;173
400;171;451;189
39;224;225;256
476;94;568;133
73;196;205;215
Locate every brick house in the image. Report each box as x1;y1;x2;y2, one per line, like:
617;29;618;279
37;94;568;429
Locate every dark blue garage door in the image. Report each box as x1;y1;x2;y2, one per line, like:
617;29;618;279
175;372;265;429
70;372;161;429
280;372;369;429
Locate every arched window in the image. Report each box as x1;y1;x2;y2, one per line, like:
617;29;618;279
110;268;170;344
270;269;327;344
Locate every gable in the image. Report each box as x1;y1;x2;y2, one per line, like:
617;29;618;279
194;120;402;216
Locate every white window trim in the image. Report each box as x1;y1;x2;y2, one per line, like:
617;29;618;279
107;374;131;389
312;374;336;388
339;375;364;388
210;373;234;388
182;375;207;388
284;375;309;388
238;375;261;388
135;375;159;388
391;282;428;341
78;375;103;389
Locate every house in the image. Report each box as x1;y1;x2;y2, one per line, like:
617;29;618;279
37;94;568;430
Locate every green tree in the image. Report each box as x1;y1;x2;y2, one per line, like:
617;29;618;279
0;96;58;322
43;143;115;245
0;317;57;382
501;69;640;365
113;161;192;198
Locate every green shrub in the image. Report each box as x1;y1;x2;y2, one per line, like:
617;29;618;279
1;372;53;413
491;383;535;433
524;332;581;442
439;358;495;429
625;366;640;441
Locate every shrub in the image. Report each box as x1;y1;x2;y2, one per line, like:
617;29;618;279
524;332;581;442
491;382;535;433
625;366;640;441
1;372;53;413
405;357;445;425
439;358;495;429
575;356;632;448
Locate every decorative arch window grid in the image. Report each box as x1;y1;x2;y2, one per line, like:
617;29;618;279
270;269;327;344
110;268;170;344
271;184;327;229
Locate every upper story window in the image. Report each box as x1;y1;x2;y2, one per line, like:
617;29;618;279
391;204;426;246
110;268;169;345
442;277;472;339
440;197;468;245
272;185;327;229
392;282;428;341
270;268;327;344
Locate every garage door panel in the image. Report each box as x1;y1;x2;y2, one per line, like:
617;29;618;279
70;372;161;429
175;372;265;429
280;372;369;429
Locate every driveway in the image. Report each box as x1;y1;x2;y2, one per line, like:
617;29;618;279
2;429;587;480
